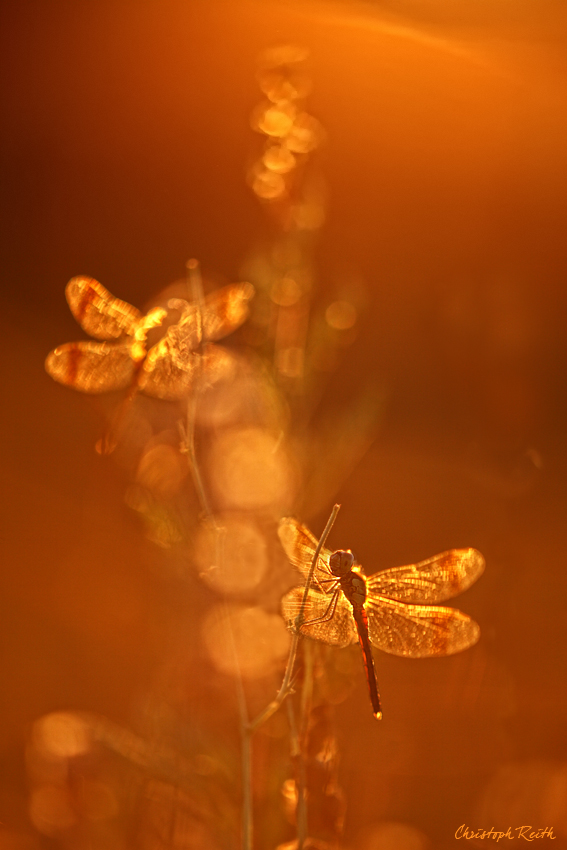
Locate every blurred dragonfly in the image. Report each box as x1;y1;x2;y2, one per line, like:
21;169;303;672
45;276;254;450
279;517;484;720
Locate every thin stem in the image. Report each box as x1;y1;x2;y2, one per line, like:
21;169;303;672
246;503;340;733
296;640;314;850
181;259;252;847
184;259;216;524
221;603;252;850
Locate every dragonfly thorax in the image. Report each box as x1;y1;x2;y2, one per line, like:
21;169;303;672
329;549;355;577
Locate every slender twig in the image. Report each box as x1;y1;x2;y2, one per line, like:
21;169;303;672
184;260;216;524
181;259;252;848
246;503;340;734
296;640;314;850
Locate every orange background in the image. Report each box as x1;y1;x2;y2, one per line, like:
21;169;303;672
2;1;567;847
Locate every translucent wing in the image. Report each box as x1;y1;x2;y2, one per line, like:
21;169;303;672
138;333;198;401
201;282;255;342
139;342;236;401
278;517;335;591
167;283;255;369
281;586;357;647
366;595;480;658
65;277;142;340
366;548;485;604
45;340;135;393
163;304;200;369
199;344;238;388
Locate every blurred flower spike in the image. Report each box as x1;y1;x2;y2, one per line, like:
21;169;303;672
249;44;325;217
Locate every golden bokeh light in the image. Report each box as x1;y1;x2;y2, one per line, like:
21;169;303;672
271;277;303;307
208;427;296;510
28;785;76;835
194;515;268;595
136;440;187;499
257;44;309;71
251;166;287;200
325;300;357;331
193;350;284;432
263;144;296;175
202;603;290;679
285;113;324;155
275;346;304;379
257;68;312;104
253;101;297;138
32;712;91;760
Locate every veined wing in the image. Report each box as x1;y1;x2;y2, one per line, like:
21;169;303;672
201;282;255;342
45;340;135;393
281;585;357;648
278;517;335;591
366;595;480;658
139;341;236;401
167;283;255;370
366;548;485;604
138;331;198;401
66;277;142;340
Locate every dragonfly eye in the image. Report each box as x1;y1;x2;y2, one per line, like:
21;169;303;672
329;549;355;576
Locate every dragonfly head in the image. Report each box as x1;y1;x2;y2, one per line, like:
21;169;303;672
329;549;355;577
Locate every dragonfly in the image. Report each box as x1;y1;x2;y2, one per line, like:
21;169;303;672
45;276;254;450
278;517;485;720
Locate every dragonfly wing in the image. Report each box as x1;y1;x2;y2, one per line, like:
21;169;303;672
366;595;480;657
65;277;142;340
164;301;200;368
201;283;255;342
138;333;198;400
45;340;135;393
366;548;485;604
200;344;238;388
278;517;334;590
140;340;236;401
282;586;357;648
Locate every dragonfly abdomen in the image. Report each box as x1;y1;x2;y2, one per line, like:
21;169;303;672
352;603;382;720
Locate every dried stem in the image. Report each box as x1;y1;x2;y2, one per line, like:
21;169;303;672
184;259;216;524
246;503;340;734
182;259;252;849
296;641;314;850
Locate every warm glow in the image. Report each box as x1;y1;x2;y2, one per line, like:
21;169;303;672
361;822;429;850
251;166;287;200
285;112;324;154
194;515;268;594
209;427;296;510
325;300;357;330
275;346;304;378
270;277;303;307
32;712;91;760
136;440;187;499
254;101;297;138
76;780;118;821
29;786;76;834
263;144;296;174
202;603;290;679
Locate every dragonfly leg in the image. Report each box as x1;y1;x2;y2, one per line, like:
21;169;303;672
301;589;340;627
317;577;340;588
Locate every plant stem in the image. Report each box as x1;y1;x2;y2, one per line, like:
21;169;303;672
182;259;252;847
246;503;340;734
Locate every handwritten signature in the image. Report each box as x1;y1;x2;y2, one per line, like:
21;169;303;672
456;826;556;841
